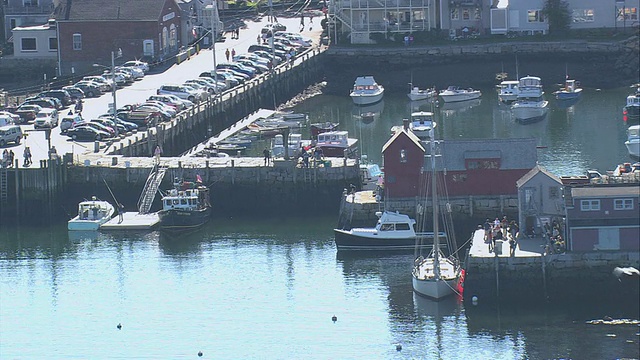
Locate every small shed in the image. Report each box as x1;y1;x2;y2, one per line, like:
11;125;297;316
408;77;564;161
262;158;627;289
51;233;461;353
515;164;564;236
382;126;425;198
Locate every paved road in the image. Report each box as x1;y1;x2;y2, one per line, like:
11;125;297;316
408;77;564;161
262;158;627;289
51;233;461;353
6;13;322;168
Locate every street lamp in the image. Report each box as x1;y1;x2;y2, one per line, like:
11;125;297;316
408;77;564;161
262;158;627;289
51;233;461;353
93;48;122;136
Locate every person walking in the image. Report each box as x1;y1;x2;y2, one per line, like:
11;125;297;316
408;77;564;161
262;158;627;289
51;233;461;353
263;148;271;166
23;146;32;166
117;202;125;224
154;145;162;162
231;48;236;58
8;150;14;167
225;48;230;61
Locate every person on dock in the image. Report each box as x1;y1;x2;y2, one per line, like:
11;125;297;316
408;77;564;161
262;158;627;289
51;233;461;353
225;48;230;61
263;148;271;166
23;146;32;167
154;145;163;162
117;202;125;224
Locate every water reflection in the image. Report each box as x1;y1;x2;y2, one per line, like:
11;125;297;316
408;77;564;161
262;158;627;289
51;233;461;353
439;98;482;115
352;100;385;124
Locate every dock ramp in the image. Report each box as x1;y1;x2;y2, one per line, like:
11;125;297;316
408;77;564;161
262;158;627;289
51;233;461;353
137;165;166;214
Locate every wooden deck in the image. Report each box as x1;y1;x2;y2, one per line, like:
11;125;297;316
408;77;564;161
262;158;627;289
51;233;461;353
468;229;546;258
100;212;160;230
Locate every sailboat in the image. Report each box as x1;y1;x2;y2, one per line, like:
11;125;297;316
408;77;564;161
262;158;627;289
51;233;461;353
412;124;463;300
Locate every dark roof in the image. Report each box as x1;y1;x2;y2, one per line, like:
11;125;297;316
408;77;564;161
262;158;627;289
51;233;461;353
56;0;175;21
440;138;538;171
516;164;562;187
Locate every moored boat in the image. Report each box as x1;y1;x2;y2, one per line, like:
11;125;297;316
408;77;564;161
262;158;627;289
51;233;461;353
407;84;436;101
554;79;582;100
350;76;384;105
511;76;549;124
497;80;519;104
310;122;338;139
623;86;640;120
334;211;417;251
625;125;640;158
412;122;462;300
438;86;481;103
408;111;436;140
158;178;212;232
68;197;115;231
315;130;358;158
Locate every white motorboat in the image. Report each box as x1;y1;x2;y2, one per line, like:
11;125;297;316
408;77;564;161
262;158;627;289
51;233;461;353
68;197;115;231
497;80;519;104
409;111;436;140
412;123;462;300
350;76;384;105
407;84;436;101
625;125;640;158
334;211;417;250
511;76;549;124
623;86;640;119
438;86;481;103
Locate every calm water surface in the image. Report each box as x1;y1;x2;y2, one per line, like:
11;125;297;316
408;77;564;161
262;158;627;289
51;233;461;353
1;88;639;359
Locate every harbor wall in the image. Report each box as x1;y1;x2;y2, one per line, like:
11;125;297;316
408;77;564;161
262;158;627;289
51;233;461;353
463;251;640;303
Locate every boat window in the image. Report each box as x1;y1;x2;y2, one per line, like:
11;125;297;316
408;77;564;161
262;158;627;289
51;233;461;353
165;200;171;206
380;223;394;231
396;223;410;230
173;199;180;205
181;199;188;205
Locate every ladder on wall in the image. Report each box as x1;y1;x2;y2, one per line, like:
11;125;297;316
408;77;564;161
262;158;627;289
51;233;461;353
0;169;7;209
137;165;167;214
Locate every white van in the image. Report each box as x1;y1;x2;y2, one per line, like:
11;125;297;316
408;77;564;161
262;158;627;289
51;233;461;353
0;125;23;147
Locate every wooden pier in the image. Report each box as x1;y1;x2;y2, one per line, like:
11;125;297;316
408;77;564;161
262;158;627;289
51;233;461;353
100;212;160;230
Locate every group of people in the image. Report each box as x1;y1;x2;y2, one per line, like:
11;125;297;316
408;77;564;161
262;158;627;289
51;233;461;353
2;149;15;168
483;216;519;256
229;28;241;40
299;146;324;168
224;48;236;61
543;220;565;254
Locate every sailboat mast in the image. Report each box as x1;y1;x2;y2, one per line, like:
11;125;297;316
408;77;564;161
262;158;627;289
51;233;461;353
429;127;440;280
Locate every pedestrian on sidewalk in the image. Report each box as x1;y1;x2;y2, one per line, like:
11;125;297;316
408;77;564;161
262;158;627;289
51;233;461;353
225;48;230;61
263;148;271;166
231;48;236;58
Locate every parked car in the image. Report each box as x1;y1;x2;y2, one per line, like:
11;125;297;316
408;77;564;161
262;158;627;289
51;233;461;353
66;126;111;141
14;104;42;123
200;71;242;86
62;86;85;101
0;111;21;125
0;125;23;147
38;89;73;106
122;60;150;73
233;53;269;66
101;72;127;87
116;110;158;128
274;31;313;47
261;23;287;34
75;121;115;137
98;114;139;132
74;81;103;97
60;113;84;133
248;44;287;59
92;118;127;134
116;66;144;80
147;94;193;110
236;59;269;74
196;77;228;92
252;50;283;64
24;97;61;110
34;108;59;129
82;76;113;92
157;84;206;103
216;63;256;78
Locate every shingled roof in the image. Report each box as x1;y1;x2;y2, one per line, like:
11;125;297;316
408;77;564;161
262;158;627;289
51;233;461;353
56;0;175;21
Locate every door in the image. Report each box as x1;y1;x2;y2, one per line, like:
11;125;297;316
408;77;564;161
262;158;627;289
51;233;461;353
596;228;620;250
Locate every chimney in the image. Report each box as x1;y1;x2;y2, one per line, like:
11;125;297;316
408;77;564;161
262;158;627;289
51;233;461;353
402;118;409;131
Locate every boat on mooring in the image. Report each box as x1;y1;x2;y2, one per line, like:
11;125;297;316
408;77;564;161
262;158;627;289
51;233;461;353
334;211;418;251
438;86;481;103
158;178;212;232
407;83;436;101
412;123;463;300
497;80;519;104
315;130;358;158
623;86;640;120
625;125;640;158
511;76;549;124
408;111;436;140
68;196;115;231
350;76;384;105
554;79;582;101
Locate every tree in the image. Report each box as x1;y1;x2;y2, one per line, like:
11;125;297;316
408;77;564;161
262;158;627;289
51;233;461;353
542;0;571;36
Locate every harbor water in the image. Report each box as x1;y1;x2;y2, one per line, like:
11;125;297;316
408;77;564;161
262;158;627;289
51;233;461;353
1;86;639;359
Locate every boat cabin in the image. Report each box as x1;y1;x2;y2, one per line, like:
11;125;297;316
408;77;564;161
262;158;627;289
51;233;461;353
563;80;577;92
316;131;349;147
499;81;519;91
162;183;209;211
375;211;416;234
77;199;110;220
627;91;640;108
410;112;435;128
353;76;380;91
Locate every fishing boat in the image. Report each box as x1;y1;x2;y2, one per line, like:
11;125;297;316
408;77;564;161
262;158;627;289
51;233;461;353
68;197;115;231
438;86;481;103
407;84;436;101
158;177;212;232
623;86;640;120
511;76;549;124
334;211;417;250
315;130;358;158
412;123;462;300
350;76;384;105
310;122;338;139
625;125;640;158
408;111;436;140
554;79;582;100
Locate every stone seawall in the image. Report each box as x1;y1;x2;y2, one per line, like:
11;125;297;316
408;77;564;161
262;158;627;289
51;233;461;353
323;39;640;93
464;251;640;303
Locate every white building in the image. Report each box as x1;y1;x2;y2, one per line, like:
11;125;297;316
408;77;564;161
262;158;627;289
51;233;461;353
11;20;57;59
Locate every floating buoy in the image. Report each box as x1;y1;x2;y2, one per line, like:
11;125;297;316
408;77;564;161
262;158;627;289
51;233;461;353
331;315;337;323
198;351;203;357
471;296;478;305
117;323;122;330
396;344;402;351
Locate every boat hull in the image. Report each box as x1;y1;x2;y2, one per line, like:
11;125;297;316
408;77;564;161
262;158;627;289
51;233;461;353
334;229;417;250
625;139;640;158
624;105;640;118
439;92;481;103
351;91;384;105
512;101;549;124
407;89;435;101
412;276;458;300
555;89;582;100
68;218;109;231
158;207;211;232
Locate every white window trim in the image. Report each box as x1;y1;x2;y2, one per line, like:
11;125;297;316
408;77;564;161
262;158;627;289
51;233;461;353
580;199;600;211
613;198;634;210
73;33;82;51
21;37;37;52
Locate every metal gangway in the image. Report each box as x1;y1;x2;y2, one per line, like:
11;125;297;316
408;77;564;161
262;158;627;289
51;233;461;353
137;164;166;214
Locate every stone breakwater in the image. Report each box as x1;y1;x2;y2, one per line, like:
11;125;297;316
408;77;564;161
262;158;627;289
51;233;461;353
322;39;640;93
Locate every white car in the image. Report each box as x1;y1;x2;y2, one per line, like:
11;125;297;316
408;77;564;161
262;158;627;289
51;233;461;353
83;76;114;91
34;108;59;129
0;111;20;125
157;84;206;103
147;95;193;110
122;60;150;73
